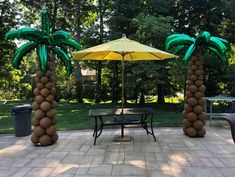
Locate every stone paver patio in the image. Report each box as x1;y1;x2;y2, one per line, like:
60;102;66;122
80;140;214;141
0;126;235;177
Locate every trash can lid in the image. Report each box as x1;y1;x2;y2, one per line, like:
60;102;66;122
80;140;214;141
11;104;32;112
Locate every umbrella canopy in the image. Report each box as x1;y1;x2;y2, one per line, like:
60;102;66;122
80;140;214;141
73;35;177;110
73;35;177;60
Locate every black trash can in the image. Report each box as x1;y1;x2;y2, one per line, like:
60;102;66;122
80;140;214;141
11;104;32;137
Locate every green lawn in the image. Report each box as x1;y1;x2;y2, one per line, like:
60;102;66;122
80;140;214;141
0;100;183;134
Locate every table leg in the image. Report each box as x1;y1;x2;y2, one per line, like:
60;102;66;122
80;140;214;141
150;114;156;142
121;125;124;138
144;114;149;135
94;116;98;145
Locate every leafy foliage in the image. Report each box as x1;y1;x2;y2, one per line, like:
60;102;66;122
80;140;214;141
1;0;234;102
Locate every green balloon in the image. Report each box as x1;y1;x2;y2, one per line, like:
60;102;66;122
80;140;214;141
5;6;80;76
165;31;230;67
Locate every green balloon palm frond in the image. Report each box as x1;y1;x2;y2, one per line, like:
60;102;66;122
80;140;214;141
166;31;230;66
5;7;80;75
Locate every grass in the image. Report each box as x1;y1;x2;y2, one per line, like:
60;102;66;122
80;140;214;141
0;100;183;134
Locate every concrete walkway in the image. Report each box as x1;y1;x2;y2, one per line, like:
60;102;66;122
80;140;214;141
0;127;235;177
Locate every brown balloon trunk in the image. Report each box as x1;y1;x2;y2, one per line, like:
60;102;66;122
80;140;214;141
182;49;207;137
31;60;58;146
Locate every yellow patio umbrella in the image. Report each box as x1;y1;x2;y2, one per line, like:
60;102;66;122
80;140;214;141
73;35;177;110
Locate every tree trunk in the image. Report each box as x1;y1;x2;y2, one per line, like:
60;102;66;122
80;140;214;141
157;61;166;104
157;84;165;103
95;61;102;103
75;0;83;103
95;0;104;103
139;90;145;105
31;59;58;146
183;48;206;137
112;61;119;103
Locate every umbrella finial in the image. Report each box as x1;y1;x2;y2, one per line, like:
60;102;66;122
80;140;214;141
122;34;127;38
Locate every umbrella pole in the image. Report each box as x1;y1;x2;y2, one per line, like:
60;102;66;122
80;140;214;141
121;59;124;113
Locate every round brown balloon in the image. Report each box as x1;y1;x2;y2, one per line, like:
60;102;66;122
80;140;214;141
191;57;198;62
36;71;44;78
198;75;203;81
51;132;58;143
188;85;198;93
51;100;57;109
39;135;51;146
187;97;197;106
46;71;52;77
194;92;203;99
188;60;194;66
182;110;187;118
40;117;51;128
198;112;207;120
193;120;203;130
46;109;56;118
198;98;206;106
51;117;58;125
195;61;202;66
195;70;202;76
50;87;56;96
186;92;193;98
186;127;197;137
198;128;206;137
35;76;40;83
201;119;206;126
46;95;54;102
199;85;206;92
40;88;50;97
33;88;40;96
190;75;197;81
34;126;45;137
186;85;189;90
35;110;45;119
186;80;194;86
191;65;198;71
183;119;192;128
50;77;54;82
36;82;44;90
198;65;203;70
31;133;39;144
186;112;197;121
32;101;40;111
188;69;194;75
40;101;51;112
193;105;203;114
45;82;53;89
195;80;202;87
184;104;193;112
41;76;49;84
35;95;44;104
46;125;56;136
32;117;40;126
183;127;187;134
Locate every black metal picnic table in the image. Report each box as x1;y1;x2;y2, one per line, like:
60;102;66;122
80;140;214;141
89;107;156;145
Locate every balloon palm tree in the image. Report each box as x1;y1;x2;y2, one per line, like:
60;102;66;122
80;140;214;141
5;7;80;146
166;31;230;137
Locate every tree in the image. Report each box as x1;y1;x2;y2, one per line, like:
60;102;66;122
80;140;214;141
166;31;230;137
5;7;80;146
132;13;174;103
171;0;230;35
0;0;27;100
